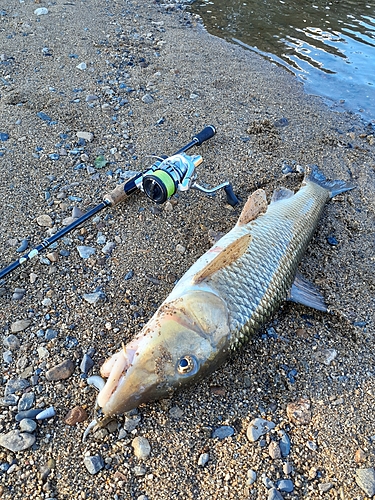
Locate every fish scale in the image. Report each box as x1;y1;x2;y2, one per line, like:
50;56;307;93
210;180;330;349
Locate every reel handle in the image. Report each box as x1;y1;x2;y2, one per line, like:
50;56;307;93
224;184;241;207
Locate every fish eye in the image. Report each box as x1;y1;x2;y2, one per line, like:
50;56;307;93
177;356;195;375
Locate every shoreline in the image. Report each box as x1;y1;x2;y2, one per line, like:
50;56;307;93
0;1;374;499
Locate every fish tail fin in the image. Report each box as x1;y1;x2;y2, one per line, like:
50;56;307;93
304;165;355;198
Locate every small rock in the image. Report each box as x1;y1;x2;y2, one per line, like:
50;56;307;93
34;7;48;15
12;288;26;300
355;448;366;463
37;346;49;359
64;406;88;425
176;244;186;254
19;419;37;433
76;131;94;142
318;482;333;493
198;453;210;466
83;291;106;304
269;440;282;459
45;359;75;381
169;406;184;419
286;399;311;425
3;334;20;350
133;465;147;476
277;479;294;492
77;246;96;259
39;464;51;482
0;132;9;141
267;488;283;499
306;440;317;451
123;416;141;432
132;436;151;459
246;418;275;442
15;409;43;421
102;241;116;254
76;62;87;71
0;394;19;407
279;430;291;456
3;350;12;363
36;406;56;420
16;239;29;253
212;426;235;440
36;214;53;227
18;392;35;411
0;430;36;452
5;378;29;395
246;469;257;485
141;94;154;104
42;298;52;307
314;349;337;366
10;319;31;333
46;252;58;263
84;455;104;475
80;354;94;373
356;468;375;497
283;463;293;475
30;272;38;284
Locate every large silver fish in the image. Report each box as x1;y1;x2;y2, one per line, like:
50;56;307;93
89;166;353;428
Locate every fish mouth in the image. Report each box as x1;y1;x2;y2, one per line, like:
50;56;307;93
97;339;139;410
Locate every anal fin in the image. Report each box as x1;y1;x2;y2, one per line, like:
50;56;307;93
237;189;267;226
287;272;327;312
193;233;252;284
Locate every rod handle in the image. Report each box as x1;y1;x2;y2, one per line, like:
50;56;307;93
192;125;216;146
103;176;139;206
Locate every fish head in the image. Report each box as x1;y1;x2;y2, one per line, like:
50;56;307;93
97;290;230;417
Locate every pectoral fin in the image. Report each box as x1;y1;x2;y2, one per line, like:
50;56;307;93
237;189;267;226
193;233;252;284
288;272;327;312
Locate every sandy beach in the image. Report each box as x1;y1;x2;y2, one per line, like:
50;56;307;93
0;1;374;499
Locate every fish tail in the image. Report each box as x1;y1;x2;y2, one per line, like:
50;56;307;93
304;165;355;198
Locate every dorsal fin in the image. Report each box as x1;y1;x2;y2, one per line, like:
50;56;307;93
193;233;252;284
237;189;267;226
271;187;294;203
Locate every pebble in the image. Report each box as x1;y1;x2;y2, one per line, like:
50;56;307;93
36;406;56;420
327;235;338;246
34;7;49;15
0;132;9;141
176;244;186;254
19;419;37;433
37;346;49;359
277;479;294;492
269;440;282;459
18;392;35;411
102;241;116;254
64;406;88;425
124;416;141;432
131;436;151;459
246;417;275;442
12;288;26;300
84;455;104;475
0;394;19;406
267;488;284;500
141;94;154;104
45;359;75;381
83;291;106;304
36;214;53;227
246;469;257;485
355;468;375;497
286;399;311;425
30;272;38;283
10;319;31;333
5;378;29;395
80;353;94;373
306;440;317;451
45;328;58;341
279;430;291;456
318;482;333;493
76;131;94;142
212;426;235;439
355;448;366;463
3;334;20;350
169;406;184;419
77;245;96;259
197;453;209;466
314;348;338;366
16;239;29;253
76;62;87;71
3;351;12;363
0;430;36;452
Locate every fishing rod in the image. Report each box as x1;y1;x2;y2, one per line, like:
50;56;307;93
0;126;239;280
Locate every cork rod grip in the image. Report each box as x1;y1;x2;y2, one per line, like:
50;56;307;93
103;182;131;206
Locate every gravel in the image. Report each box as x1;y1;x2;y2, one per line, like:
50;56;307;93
0;0;374;498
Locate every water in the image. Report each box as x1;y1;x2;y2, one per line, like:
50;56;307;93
190;0;375;123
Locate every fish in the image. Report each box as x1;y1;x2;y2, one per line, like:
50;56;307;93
87;166;354;432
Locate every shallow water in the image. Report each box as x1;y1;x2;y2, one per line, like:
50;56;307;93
190;0;375;123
